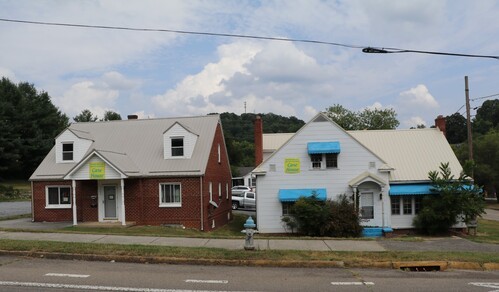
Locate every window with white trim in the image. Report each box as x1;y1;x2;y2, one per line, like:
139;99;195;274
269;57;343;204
282;202;294;216
391;196;401;215
403;197;412;215
159;183;181;207
360;192;374;219
46;186;71;208
171;137;184;157
209;182;213;201
311;154;322;169
226;183;229;199
218;183;222;198
325;153;338;168
62;142;74;161
217;144;221;163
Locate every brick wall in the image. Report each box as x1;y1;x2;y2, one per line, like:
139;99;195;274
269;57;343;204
203;122;233;231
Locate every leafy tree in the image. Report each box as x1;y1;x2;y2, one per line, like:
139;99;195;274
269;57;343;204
473;99;499;135
73;109;98;122
413;162;485;235
0;77;69;179
288;194;331;236
445;113;467;144
102;110;122;121
325;104;399;130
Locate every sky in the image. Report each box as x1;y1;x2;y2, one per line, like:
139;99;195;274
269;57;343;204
1;0;498;128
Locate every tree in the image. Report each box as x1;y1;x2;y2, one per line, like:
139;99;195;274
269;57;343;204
102;110;122;121
473;99;499;135
413;162;485;235
445;113;467;144
0;77;69;179
325;104;399;130
73;109;98;122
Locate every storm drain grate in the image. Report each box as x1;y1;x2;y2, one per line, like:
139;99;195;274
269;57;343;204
400;265;441;272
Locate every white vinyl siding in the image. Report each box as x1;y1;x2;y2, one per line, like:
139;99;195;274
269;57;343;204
55;130;92;164
163;123;198;159
70;156;122;180
255;117;390;233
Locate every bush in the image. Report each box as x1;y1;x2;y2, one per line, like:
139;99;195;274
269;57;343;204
413;162;485;235
282;194;362;237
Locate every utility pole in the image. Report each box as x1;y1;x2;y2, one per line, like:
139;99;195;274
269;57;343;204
465;76;474;178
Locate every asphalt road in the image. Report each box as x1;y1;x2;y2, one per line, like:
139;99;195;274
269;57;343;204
0;201;31;218
0;256;498;291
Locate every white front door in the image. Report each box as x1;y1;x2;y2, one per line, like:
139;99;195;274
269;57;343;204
104;185;117;218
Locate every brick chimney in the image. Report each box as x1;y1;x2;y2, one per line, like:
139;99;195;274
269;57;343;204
254;116;263;166
435;115;446;137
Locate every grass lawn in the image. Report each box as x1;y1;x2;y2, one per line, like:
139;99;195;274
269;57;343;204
0;238;497;266
486;201;499;211
469;219;499;244
0;180;31;202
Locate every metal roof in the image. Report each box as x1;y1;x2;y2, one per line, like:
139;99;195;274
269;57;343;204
262;133;294;152
30;115;220;180
349;128;463;182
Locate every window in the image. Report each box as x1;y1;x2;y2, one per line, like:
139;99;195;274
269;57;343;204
325;153;338;168
282;202;294;216
226;183;229;199
218;183;222;198
159;183;181;207
391;196;401;215
414;196;422;214
360;192;374;219
62;142;74;161
403;197;412;215
217;144;221;163
311;154;322;169
209;182;213;201
46;186;71;208
171;137;184;157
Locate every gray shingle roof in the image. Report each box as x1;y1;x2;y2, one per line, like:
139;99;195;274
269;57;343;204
30;115;221;180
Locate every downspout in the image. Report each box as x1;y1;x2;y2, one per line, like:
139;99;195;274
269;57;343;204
200;176;204;231
381;187;385;228
120;178;126;226
30;181;34;222
72;180;77;226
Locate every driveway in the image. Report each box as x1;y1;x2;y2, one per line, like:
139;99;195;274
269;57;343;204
483;208;499;221
0;201;31;218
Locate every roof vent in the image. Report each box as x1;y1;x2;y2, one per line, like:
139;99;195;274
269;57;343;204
127;115;138;120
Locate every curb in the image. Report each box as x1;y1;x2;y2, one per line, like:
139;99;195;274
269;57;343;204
1;250;498;271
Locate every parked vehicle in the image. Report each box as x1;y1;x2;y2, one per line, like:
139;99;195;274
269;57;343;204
232;191;255;210
231;185;251;196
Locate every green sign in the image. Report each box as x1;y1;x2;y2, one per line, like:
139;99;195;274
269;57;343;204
89;162;105;179
284;158;300;174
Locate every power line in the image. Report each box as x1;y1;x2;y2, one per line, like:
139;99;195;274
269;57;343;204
1;18;499;60
471;92;499;101
0;18;363;49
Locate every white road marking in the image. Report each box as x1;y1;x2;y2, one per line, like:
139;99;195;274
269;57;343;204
185;279;228;284
45;272;90;278
331;281;375;286
469;282;499;291
0;281;235;291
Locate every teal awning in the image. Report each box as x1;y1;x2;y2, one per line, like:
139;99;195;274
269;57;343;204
307;142;341;154
389;184;435;196
278;188;327;202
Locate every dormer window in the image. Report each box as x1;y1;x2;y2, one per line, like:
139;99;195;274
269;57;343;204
171;137;184;157
62;142;74;161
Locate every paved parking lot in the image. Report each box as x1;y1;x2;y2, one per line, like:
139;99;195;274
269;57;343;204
0;201;31;218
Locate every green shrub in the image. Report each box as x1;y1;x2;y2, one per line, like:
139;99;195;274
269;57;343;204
282;194;362;237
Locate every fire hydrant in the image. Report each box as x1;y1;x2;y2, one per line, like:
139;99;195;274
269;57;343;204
241;216;258;250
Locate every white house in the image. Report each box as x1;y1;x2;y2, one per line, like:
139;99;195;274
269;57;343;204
253;113;463;234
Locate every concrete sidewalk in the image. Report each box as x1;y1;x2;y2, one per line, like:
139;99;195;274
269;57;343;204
0;218;497;253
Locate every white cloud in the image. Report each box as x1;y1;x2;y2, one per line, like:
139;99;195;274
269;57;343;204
399;84;439;109
57;81;119;118
404;116;427;128
0;67;17;82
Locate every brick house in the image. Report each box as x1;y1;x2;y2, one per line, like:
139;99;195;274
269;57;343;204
29;115;232;231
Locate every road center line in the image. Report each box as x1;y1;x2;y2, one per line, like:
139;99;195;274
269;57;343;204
185;279;228;284
331;282;374;286
45;273;90;278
